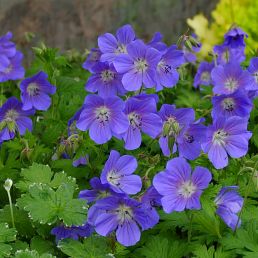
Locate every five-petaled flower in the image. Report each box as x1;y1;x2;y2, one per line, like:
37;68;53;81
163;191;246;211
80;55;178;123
76;95;129;144
0;97;34;142
100;150;142;194
153;157;212;213
113;39;161;91
20;71;56;111
91;196;158;246
202;116;252;169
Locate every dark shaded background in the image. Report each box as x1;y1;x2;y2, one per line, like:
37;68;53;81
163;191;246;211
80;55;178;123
0;0;218;54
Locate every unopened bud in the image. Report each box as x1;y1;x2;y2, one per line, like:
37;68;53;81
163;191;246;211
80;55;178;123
184;39;193;51
163;122;171;137
189;35;201;48
4;178;13;192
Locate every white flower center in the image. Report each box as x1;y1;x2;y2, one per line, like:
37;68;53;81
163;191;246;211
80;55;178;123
134;58;148;72
224;78;238;92
212;129;228;146
101;70;115;83
27;83;40;96
128;112;142;129
222;97;235;111
5;109;18;122
4;65;12;74
178;181;196;198
115;44;127;54
95;106;110;124
117;204;133;223
201;71;210;82
107;169;123;187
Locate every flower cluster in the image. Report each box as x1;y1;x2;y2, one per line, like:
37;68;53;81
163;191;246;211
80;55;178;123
77;25;186;150
0;24;253;248
78;150;160;246
0;50;56;142
67;25;254;245
0;32;24;82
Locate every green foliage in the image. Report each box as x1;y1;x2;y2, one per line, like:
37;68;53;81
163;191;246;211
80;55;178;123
0;223;17;257
0;205;35;238
16;163;76;192
136;236;189;258
30;236;55;256
17;183;87;226
58;237;110;258
221;221;258;257
192;245;233;258
0;24;257;257
14;250;55;258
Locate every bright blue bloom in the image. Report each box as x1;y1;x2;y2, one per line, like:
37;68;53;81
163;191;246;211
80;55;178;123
76;95;129;144
98;24;135;63
211;90;253;119
89;195;159;246
113;39;161;91
0;97;34;142
20;71;56;111
155;45;184;91
0;51;24;82
85;61;126;97
122;96;162;150
215;186;243;230
153;157;212;213
224;27;248;48
202;116;252;169
211;62;255;95
100;150;141;194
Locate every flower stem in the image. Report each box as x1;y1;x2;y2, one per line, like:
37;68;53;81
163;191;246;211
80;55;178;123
4;179;15;228
7;191;15;228
187;212;194;243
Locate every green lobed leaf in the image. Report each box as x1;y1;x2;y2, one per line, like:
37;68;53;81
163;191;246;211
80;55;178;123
16;163;76;192
58;236;110;258
17;183;87;226
14;249;55;258
136;236;189;258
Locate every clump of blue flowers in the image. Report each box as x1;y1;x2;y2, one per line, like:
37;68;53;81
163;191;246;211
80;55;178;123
0;23;257;256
